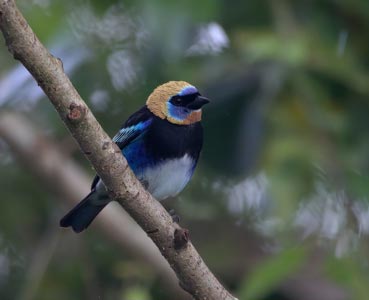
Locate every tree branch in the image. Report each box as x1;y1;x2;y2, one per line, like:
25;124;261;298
0;1;236;299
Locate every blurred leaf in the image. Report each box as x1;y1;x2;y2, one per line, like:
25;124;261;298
235;30;308;66
326;256;369;300
238;247;307;300
122;286;151;300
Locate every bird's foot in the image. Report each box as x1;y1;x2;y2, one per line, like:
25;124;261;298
168;209;180;223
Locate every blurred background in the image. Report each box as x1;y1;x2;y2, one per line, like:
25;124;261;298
1;0;369;299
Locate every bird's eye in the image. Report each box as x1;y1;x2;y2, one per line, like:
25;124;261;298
171;96;182;106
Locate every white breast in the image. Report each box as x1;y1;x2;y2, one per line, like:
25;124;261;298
141;154;195;200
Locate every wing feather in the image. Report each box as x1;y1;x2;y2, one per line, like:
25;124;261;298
91;105;153;190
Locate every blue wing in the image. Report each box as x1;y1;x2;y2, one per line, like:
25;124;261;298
112;118;152;148
112;106;153;149
91;106;153;190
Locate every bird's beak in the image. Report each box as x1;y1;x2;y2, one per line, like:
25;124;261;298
187;96;210;110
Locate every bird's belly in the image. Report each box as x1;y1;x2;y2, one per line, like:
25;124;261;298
139;154;195;200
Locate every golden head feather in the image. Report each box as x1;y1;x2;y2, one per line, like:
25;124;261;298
146;81;204;125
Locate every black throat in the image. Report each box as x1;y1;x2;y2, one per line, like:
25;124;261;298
145;114;203;161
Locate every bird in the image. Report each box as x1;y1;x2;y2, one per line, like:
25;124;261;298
60;81;209;233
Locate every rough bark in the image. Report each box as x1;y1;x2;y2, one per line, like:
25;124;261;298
0;1;237;299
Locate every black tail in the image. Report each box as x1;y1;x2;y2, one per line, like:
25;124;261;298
60;191;107;233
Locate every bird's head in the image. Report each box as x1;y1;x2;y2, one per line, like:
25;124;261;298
146;81;209;125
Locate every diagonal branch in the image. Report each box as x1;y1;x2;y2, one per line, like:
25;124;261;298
0;1;236;299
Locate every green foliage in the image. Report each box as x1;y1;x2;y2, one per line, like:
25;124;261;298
239;247;306;300
326;255;369;300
